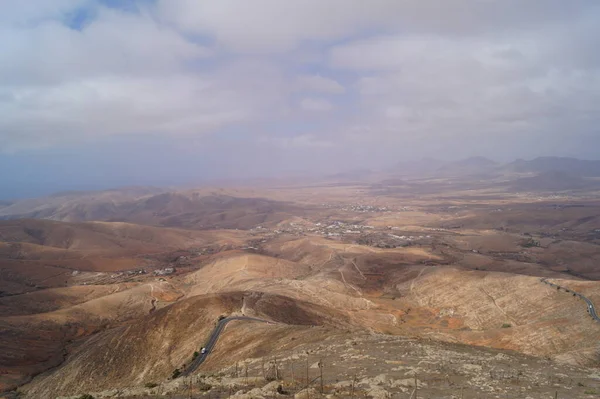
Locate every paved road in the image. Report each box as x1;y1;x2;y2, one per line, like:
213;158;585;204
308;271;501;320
540;278;600;321
182;316;272;376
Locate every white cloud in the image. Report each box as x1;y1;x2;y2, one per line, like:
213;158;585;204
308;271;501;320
300;97;334;112
155;0;595;53
0;8;210;86
336;30;600;147
1;0;600;164
155;0;388;53
0;4;287;151
295;75;345;94
0;74;255;151
262;134;333;149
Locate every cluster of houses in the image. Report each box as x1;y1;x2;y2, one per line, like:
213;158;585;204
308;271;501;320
320;203;393;213
251;220;379;239
248;219;439;250
153;267;175;276
357;232;433;248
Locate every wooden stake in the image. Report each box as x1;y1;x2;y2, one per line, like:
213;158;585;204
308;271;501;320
319;359;324;394
414;375;418;399
306;354;309;389
291;360;295;389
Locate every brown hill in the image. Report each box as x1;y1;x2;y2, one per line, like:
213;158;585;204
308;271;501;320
505;157;600;176
0;218;249;296
0;219;251;257
0;187;163;221
0;191;302;230
21;291;349;398
0;280;183;392
2;181;600;397
436;156;499;177
508;171;595;192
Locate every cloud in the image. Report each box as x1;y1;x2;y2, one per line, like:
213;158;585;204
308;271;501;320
1;0;600;171
335;29;600;147
0;75;253;151
299;97;334;112
155;0;595;52
261;134;333;149
294;75;345;94
0;7;209;86
155;0;385;53
0;3;288;151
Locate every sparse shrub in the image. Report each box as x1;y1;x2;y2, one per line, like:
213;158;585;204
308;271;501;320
218;315;226;321
584;389;597;395
277;384;289;395
145;382;158;388
172;368;182;379
198;382;213;391
77;395;95;399
521;238;540;248
501;323;512;328
192;351;199;360
578;382;585;387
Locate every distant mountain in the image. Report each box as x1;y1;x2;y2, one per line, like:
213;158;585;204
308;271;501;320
327;169;377;181
508;170;595;192
448;156;497;168
47;186;165;198
391;157;446;176
505;157;600;176
436;156;499;177
0;190;301;230
389;156;600;179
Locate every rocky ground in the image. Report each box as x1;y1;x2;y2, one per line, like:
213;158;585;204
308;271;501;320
53;332;600;399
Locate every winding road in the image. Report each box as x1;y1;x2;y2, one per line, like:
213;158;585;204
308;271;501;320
182;316;272;376
540;278;600;321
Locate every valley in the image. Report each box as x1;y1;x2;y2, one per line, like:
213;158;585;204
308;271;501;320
1;157;600;398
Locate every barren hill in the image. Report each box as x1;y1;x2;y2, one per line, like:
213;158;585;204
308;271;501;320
20;291;350;398
1;176;600;397
508;170;596;192
506;157;600;176
0;191;302;231
0;218;249;297
436;157;499;177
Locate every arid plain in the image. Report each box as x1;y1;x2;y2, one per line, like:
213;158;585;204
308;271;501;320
2;157;600;398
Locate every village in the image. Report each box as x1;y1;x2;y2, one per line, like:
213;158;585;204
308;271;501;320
250;219;435;249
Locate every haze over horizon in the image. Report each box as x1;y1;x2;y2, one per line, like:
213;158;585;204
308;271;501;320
1;1;600;198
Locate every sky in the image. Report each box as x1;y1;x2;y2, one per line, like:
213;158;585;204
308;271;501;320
1;0;600;198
